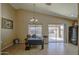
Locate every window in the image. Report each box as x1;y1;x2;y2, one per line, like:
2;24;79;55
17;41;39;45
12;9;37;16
28;25;42;37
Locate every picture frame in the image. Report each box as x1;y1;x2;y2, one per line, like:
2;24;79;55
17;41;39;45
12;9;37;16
1;18;13;29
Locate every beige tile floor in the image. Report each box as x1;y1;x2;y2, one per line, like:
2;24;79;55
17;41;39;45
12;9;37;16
2;43;78;55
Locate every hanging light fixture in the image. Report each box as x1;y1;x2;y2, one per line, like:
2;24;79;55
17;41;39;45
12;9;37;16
30;3;38;24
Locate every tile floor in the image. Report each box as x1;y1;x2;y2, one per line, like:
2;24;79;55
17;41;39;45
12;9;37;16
2;43;78;55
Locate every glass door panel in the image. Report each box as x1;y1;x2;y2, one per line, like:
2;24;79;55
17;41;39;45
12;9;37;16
48;24;64;43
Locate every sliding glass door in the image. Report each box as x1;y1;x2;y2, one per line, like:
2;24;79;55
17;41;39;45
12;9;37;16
48;24;64;43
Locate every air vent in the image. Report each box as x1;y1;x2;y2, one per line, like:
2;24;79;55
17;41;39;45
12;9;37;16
46;3;52;6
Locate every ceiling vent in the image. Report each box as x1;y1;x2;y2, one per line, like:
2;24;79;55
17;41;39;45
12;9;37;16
45;3;52;6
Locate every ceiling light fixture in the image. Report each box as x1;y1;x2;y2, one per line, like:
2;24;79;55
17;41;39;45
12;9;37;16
30;4;38;24
46;3;52;6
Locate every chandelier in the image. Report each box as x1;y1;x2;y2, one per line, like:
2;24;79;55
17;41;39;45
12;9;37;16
30;4;38;24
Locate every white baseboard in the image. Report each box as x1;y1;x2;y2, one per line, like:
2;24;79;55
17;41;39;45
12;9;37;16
1;43;13;51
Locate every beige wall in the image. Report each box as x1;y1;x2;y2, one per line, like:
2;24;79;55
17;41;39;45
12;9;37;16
1;4;74;50
16;10;73;43
1;4;16;50
78;4;79;54
0;3;1;53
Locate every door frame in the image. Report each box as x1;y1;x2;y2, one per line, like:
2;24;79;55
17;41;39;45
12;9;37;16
48;24;65;43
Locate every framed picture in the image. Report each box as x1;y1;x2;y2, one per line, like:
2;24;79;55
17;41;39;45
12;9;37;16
1;18;13;29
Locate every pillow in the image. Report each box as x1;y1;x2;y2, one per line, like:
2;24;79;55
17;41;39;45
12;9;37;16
32;34;37;38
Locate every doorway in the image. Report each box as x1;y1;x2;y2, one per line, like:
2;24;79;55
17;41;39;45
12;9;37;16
48;24;64;43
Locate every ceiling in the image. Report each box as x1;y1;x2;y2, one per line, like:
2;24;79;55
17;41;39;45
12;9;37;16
10;3;78;20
